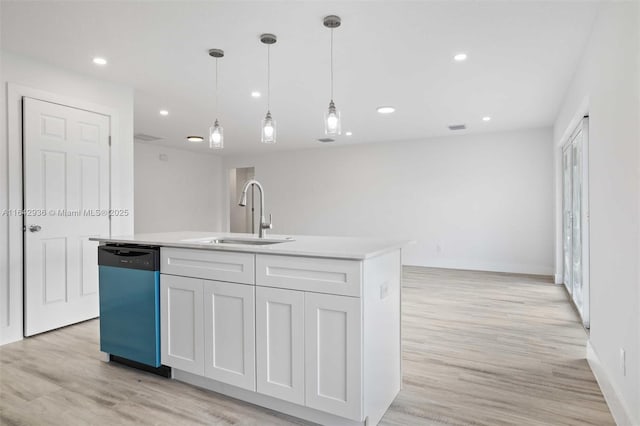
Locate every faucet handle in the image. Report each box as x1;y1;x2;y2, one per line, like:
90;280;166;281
263;214;273;230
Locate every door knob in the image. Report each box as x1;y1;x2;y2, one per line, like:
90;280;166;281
29;224;42;232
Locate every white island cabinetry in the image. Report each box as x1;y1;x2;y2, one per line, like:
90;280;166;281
155;241;402;426
255;286;305;405
160;248;256;390
203;280;255;390
161;274;204;375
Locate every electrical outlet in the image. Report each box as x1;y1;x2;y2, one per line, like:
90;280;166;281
159;153;168;161
436;243;442;254
620;348;626;376
379;282;389;300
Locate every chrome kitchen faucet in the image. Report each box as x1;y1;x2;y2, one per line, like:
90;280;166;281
238;179;272;238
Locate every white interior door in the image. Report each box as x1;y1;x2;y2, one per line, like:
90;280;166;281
23;97;110;336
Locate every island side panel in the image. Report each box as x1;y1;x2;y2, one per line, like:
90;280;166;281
362;249;402;425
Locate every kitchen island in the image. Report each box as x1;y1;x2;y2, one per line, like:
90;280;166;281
92;231;407;426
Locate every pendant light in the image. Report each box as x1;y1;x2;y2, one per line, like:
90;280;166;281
208;48;224;149
260;33;277;144
323;15;341;136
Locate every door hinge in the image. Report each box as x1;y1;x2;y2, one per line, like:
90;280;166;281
108;136;112;146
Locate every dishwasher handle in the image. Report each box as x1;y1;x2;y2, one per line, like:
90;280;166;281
98;245;160;271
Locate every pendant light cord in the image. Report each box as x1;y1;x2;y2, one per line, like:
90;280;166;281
215;58;219;117
267;44;271;111
330;28;334;101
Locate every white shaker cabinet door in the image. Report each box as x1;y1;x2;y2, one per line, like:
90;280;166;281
161;274;204;375
256;286;305;405
305;293;362;421
203;280;256;391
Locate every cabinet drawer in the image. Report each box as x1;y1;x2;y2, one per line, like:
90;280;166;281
161;248;255;284
256;254;361;297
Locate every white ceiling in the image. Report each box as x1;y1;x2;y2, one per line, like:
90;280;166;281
1;1;599;155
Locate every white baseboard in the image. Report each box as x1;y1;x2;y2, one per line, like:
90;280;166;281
403;258;553;276
586;341;635;426
0;334;23;346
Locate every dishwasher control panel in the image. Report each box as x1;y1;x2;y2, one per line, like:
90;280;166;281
98;244;160;271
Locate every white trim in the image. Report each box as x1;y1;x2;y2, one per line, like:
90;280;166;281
556;96;589;149
586;341;634;426
554;273;563;284
173;369;365;426
404;260;553;276
581;117;590;329
554;96;589;288
3;83;122;345
557;117;590;328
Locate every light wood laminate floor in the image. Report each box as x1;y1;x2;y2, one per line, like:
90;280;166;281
0;267;614;425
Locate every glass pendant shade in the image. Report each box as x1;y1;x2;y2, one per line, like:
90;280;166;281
324;100;341;136
209;119;223;149
261;111;276;144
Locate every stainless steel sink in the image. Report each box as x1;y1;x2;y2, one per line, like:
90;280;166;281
216;238;287;246
181;236;294;246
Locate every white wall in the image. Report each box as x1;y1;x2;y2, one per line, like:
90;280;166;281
134;142;223;233
553;3;640;424
223;128;554;275
0;51;135;345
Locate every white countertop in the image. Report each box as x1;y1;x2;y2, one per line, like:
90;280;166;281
90;231;410;260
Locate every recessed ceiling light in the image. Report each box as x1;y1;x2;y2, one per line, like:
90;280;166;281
159;110;169;116
251;91;261;98
482;116;491;122
186;136;204;142
453;53;467;62
92;57;107;65
377;106;395;114
345;131;353;136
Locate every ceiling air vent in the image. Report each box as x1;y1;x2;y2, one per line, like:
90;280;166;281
448;124;466;131
317;138;335;143
134;133;163;142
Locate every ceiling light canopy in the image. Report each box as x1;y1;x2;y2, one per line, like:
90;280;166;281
208;48;225;149
187;136;204;142
159;110;169;116
251;91;261;98
261;33;277;144
453;53;467;62
377;106;396;114
482;116;491;121
345;131;353;136
92;57;107;65
323;15;342;137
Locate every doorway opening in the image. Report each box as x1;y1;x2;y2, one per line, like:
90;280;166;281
229;167;255;234
562;117;590;329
